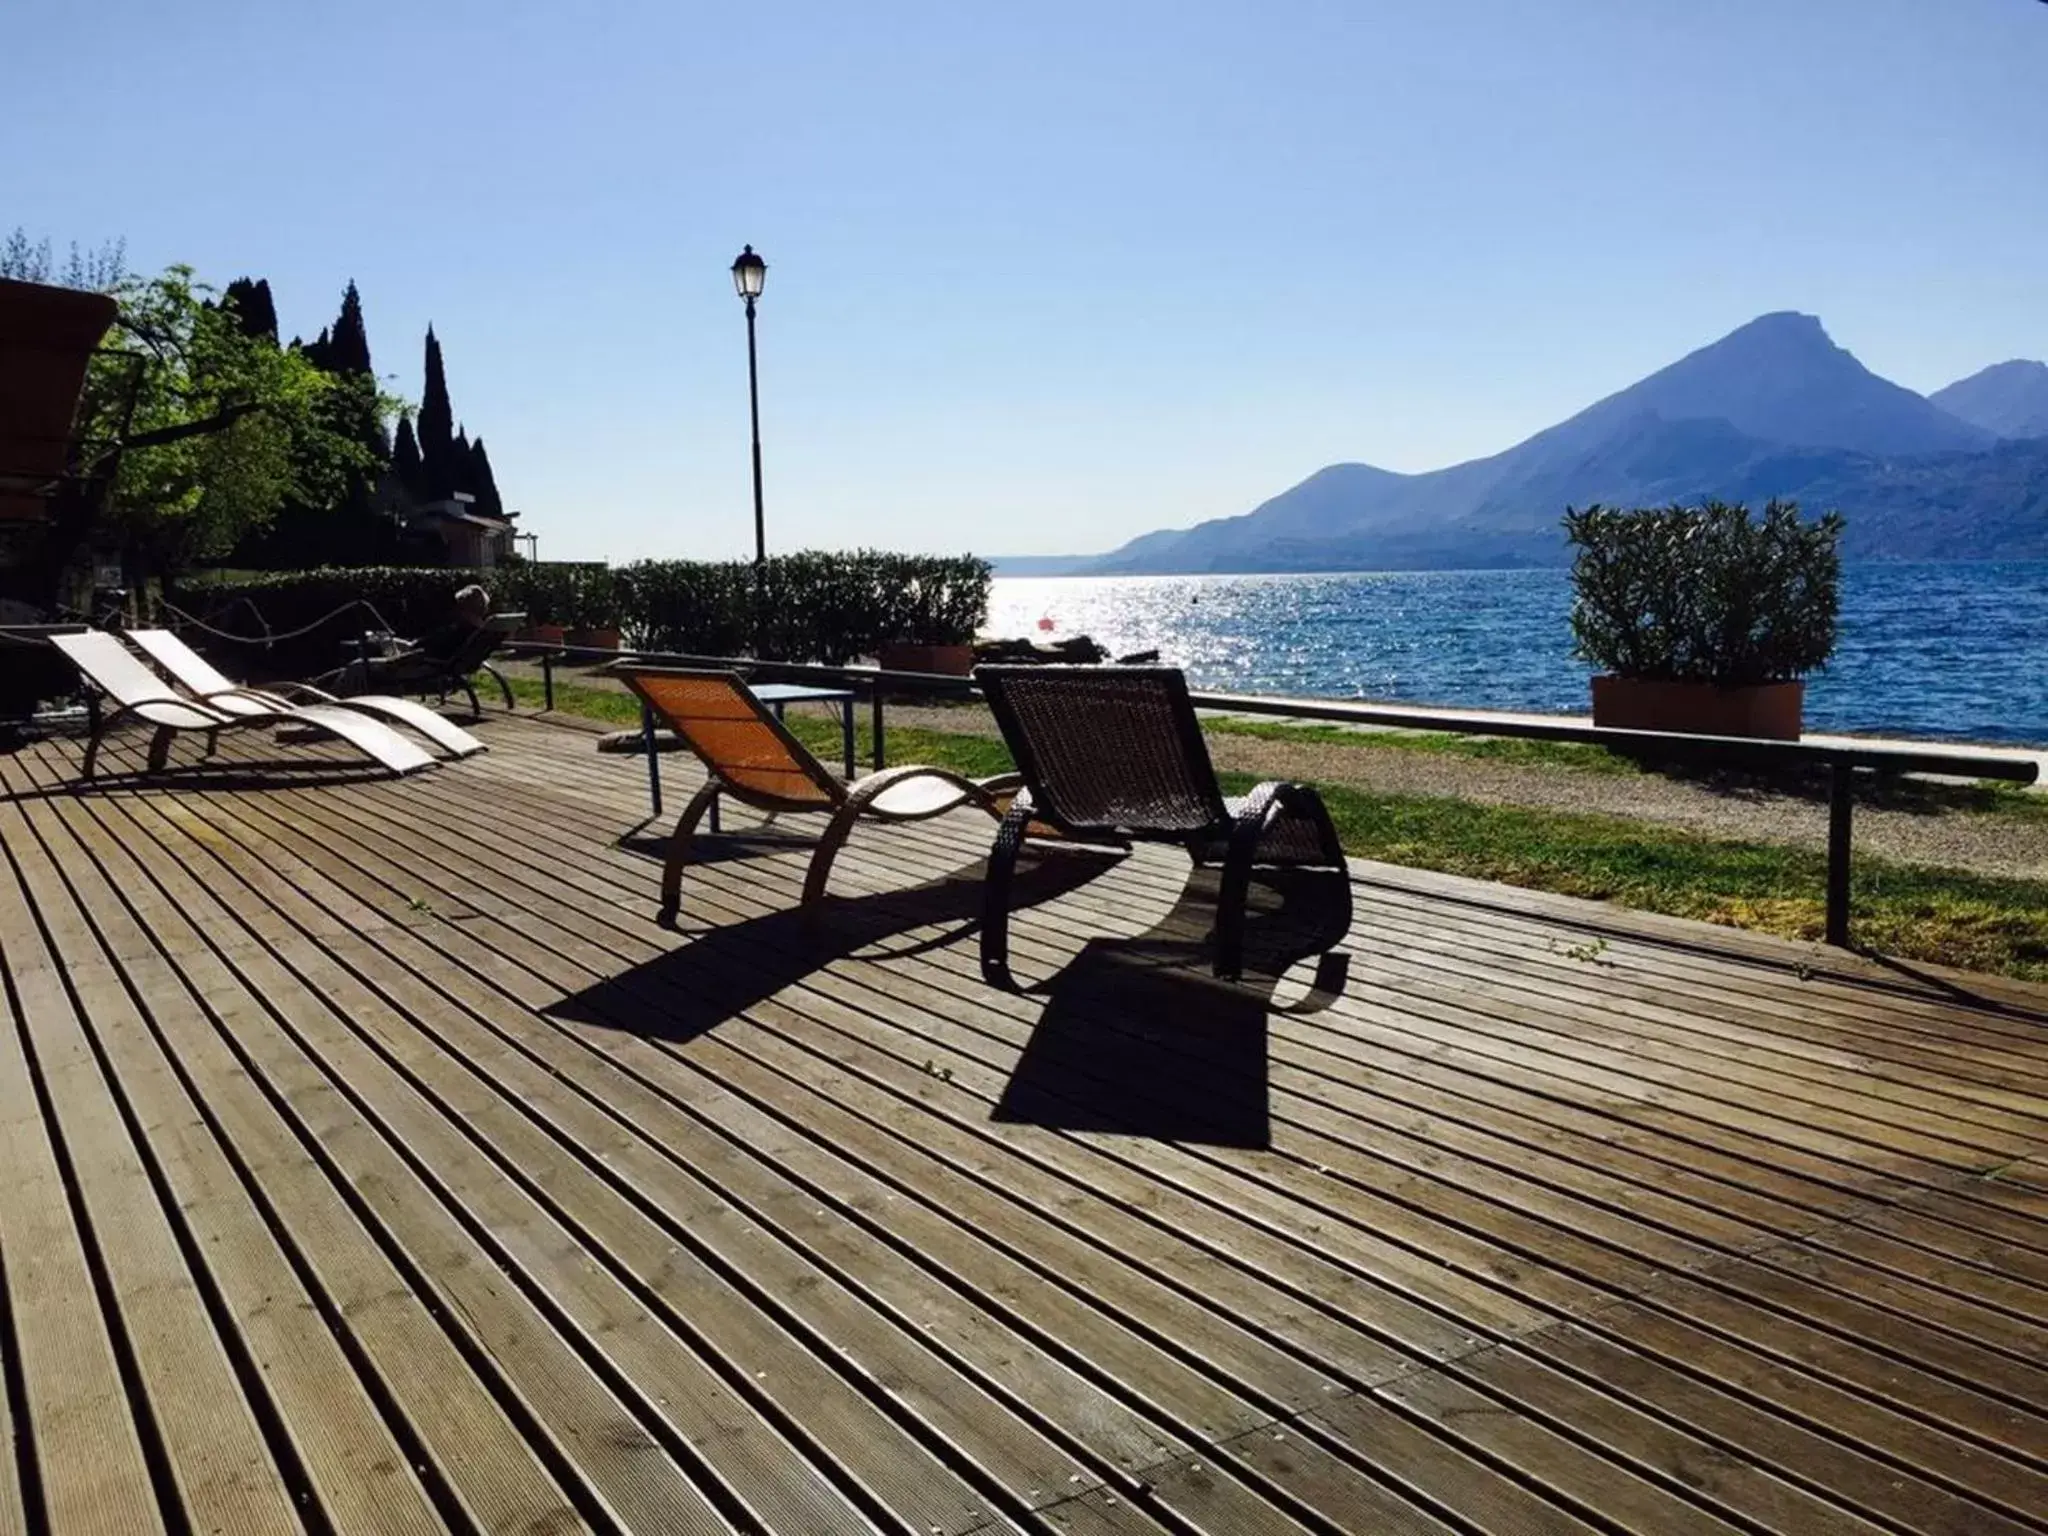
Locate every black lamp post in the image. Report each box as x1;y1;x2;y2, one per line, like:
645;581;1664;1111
731;245;768;568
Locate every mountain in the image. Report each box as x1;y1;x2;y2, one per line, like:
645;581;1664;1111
1930;360;2048;440
1568;310;1988;457
1055;313;2039;574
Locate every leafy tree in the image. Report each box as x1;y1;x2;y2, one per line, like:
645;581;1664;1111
1;228;126;290
70;266;386;577
233;287;404;567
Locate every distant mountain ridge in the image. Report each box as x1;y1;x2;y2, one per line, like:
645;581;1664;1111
1022;314;2048;573
1931;359;2048;440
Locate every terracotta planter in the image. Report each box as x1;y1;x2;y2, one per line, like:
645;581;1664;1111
1590;676;1804;741
569;627;621;651
878;642;975;677
525;622;567;646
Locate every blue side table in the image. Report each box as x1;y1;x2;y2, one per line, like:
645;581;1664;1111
750;683;857;779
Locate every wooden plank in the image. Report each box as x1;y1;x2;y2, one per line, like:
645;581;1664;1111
40;800;814;1532
1342;850;2048;1016
385;729;2048;1277
1352;879;2048;1068
1337;909;2048;1142
482;713;2048;1034
158;786;1369;1470
280;932;1042;1536
243;770;1548;1384
0;796;316;1534
4;768;493;1533
220;741;2048;1531
1508;1319;2043;1534
56;741;1286;1531
153;731;1572;1532
182;783;1369;1415
0;879;164;1533
4;752;603;1536
385;765;2048;1368
29;715;2048;1536
71;766;1196;1495
299;737;2048;1310
456;733;2048;1490
1563;1296;2048;1523
96;745;1343;1536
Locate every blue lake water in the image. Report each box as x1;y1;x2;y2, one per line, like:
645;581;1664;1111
989;564;2048;746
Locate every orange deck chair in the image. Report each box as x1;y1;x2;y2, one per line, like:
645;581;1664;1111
613;665;1022;919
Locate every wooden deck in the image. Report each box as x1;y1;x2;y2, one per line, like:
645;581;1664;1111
2;709;2047;1535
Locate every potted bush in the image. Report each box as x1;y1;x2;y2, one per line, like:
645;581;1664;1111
565;565;621;650
876;557;990;676
1564;499;1843;741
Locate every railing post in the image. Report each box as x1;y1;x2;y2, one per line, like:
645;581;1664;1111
1825;762;1854;947
541;650;555;712
871;684;886;772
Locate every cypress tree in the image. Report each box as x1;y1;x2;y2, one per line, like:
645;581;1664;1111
325;280;372;376
392;412;424;495
453;425;472;494
416;325;457;499
240;281;392;568
222;277;279;343
467;436;504;521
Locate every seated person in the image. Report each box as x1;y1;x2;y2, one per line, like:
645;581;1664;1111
323;583;510;710
412;583;493;661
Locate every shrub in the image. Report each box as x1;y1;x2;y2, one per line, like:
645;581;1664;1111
494;560;582;627
618;550;991;663
566;565;619;632
1563;499;1843;686
169;565;491;680
173;550;993;669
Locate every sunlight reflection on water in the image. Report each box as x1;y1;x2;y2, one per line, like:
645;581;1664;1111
988;565;2048;745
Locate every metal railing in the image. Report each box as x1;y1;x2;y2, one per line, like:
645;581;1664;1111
505;641;2042;950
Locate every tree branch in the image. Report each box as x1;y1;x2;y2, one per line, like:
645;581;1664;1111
120;401;264;451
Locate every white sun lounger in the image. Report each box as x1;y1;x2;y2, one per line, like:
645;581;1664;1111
126;629;486;759
51;630;436;779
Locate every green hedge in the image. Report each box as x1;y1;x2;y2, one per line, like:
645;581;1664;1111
619;551;990;662
175;566;482;638
176;551;992;666
491;560;614;627
170;566;493;679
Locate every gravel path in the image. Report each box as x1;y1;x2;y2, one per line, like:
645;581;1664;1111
879;701;2048;882
503;663;2048;881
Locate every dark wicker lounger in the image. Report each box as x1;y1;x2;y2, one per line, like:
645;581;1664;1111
975;664;1348;983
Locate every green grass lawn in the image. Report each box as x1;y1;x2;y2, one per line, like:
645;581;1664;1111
1204;716;1648;774
1204;714;2048;820
510;674;2048;979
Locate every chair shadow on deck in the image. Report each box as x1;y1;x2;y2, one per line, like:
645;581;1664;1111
0;745;415;802
992;864;1353;1150
544;844;1124;1047
615;824;818;870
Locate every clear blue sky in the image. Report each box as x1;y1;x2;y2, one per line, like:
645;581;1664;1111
9;0;2047;560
